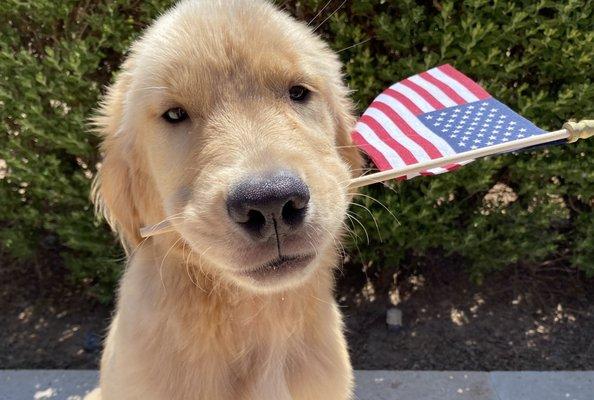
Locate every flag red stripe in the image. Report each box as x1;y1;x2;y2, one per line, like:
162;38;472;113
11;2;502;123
419;71;467;105
400;79;445;109
444;163;462;171
371;101;444;159
384;88;423;115
351;131;393;171
359;115;418;165
438;64;490;100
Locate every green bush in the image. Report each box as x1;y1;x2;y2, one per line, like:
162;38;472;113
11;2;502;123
0;0;176;301
315;0;594;280
1;0;592;302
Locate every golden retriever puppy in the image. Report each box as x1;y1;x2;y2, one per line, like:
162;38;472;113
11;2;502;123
90;0;362;399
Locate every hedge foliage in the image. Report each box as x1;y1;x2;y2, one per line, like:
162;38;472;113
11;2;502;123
1;0;592;301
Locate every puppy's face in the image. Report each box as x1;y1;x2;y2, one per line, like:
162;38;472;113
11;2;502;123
96;0;361;292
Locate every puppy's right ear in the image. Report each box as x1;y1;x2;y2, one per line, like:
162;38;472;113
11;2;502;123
92;61;143;250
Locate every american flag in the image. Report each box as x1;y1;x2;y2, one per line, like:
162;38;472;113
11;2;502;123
352;64;544;178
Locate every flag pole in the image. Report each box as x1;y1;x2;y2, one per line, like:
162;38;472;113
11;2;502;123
138;120;593;238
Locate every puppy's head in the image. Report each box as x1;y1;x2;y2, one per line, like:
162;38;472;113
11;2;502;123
95;0;362;292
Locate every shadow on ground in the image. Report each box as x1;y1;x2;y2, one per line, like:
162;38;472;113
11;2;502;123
339;259;594;370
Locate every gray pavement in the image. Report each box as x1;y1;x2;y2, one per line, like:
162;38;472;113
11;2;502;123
0;370;592;399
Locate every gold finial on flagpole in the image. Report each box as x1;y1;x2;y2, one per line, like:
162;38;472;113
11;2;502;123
564;120;594;143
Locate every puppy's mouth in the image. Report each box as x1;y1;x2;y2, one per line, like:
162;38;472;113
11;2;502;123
241;253;315;280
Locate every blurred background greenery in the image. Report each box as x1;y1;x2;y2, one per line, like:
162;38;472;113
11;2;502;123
1;0;592;303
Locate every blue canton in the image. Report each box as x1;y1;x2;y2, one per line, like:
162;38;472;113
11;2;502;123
418;98;544;153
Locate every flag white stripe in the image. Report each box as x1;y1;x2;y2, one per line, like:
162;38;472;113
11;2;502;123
427;167;450;174
427;68;479;103
408;75;457;108
354;122;405;169
364;107;432;162
426;159;474;175
375;94;457;156
389;82;434;113
458;159;474;166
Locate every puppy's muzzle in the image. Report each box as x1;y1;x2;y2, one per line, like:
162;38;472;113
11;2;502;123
226;170;310;240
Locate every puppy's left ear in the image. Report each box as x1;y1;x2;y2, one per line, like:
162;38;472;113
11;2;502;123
330;84;364;177
320;46;364;177
91;59;147;250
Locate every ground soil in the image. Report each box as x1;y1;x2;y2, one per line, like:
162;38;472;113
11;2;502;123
338;259;594;370
1;256;593;370
0;259;109;369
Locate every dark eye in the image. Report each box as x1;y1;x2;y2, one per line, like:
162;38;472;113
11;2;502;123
289;85;310;102
162;107;188;123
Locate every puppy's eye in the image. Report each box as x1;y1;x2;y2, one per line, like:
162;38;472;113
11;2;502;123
162;107;188;123
289;85;310;102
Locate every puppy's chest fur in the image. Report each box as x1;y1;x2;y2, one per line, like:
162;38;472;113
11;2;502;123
100;248;351;400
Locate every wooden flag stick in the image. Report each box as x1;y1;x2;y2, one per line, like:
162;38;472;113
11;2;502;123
139;120;594;238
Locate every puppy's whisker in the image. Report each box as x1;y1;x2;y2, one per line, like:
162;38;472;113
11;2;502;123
341;219;361;254
335;169;376;187
316;222;346;259
341;220;359;243
158;216;187;225
144;213;191;235
128;235;150;258
381;181;402;197
150;212;188;226
128;86;169;95
348;192;400;225
304;230;319;260
348;202;382;242
183;241;206;292
309;293;334;307
307;0;333;26
337;38;373;53
337;177;356;188
307;223;335;257
181;240;192;281
338;174;365;186
331;209;358;242
346;211;369;244
341;218;366;269
197;244;212;270
348;167;376;174
324;228;346;260
158;236;184;294
161;212;188;220
190;243;216;292
313;0;347;33
342;168;386;181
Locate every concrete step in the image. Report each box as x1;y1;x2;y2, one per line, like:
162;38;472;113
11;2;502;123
1;370;592;400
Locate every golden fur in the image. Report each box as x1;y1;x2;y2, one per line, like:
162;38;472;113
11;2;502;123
88;0;362;399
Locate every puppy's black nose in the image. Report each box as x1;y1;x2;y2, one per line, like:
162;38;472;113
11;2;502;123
226;170;310;239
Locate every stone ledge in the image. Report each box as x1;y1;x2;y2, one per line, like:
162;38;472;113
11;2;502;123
1;370;592;400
